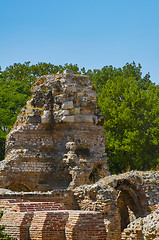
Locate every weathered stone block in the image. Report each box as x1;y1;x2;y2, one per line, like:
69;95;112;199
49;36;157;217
74;114;94;123
70;108;81;115
62;101;74;109
25;115;41;124
41;110;52;124
61;116;75;123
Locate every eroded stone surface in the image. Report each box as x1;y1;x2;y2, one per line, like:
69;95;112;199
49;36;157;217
121;208;159;239
0;72;108;191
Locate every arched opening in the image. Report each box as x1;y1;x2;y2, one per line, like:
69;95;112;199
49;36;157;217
115;180;145;231
7;183;31;192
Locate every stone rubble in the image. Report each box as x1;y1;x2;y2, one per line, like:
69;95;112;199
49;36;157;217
121;207;159;239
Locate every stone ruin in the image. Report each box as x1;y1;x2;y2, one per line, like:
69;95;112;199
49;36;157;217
0;71;158;239
0;69;107;191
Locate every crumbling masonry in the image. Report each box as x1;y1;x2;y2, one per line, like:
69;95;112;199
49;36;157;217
0;71;158;239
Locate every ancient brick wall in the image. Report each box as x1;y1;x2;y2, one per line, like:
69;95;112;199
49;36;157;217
65;211;107;240
0;211;34;239
0;201;108;240
29;211;69;240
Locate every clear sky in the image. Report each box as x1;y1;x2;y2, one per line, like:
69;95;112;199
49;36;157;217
1;0;159;84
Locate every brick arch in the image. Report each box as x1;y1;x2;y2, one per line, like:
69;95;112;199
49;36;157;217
115;179;150;231
7;183;31;192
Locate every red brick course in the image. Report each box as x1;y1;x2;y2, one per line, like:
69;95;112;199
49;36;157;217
9;202;64;212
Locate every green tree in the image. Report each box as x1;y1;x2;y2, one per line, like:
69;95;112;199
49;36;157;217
87;62;151;92
97;70;159;173
0;62;33;160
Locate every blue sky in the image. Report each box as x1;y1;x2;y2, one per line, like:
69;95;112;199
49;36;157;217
1;0;159;84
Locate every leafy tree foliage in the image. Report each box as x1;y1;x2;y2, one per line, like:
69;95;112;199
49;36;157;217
95;63;159;173
87;62;151;92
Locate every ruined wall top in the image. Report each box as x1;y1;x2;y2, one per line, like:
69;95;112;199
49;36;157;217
28;69;101;125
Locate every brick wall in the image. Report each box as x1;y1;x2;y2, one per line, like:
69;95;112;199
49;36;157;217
0;211;34;239
30;211;69;240
65;211;107;240
0;203;108;240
